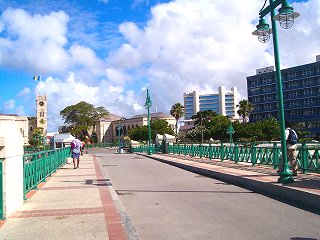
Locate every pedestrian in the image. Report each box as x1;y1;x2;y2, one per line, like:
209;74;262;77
70;135;82;169
80;140;85;156
278;122;298;176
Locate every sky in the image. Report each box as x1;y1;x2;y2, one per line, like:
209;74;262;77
0;0;319;132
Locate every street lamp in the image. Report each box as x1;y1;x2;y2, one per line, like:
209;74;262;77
200;113;204;143
252;0;300;184
226;124;235;145
144;89;152;155
117;121;122;153
117;117;126;154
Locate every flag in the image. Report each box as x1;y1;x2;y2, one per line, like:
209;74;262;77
33;75;41;81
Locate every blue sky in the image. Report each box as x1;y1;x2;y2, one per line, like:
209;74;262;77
0;0;319;132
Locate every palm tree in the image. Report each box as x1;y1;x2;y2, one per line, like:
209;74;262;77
236;99;254;124
170;103;185;139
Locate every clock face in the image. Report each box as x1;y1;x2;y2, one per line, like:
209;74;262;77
39;101;44;106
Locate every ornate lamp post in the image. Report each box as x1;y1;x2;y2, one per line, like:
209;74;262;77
144;89;152;155
200;113;204;143
117;121;122;153
117;117;126;153
252;0;299;184
226;124;235;145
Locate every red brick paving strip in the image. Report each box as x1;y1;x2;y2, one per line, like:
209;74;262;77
93;155;128;240
9;207;104;218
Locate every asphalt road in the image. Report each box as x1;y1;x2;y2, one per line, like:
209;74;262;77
90;148;320;240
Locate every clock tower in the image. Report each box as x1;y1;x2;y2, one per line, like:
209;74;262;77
36;95;48;136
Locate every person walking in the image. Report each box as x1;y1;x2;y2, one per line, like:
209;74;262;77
278;122;299;176
70;136;82;169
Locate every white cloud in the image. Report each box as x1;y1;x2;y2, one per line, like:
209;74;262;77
2;0;320;132
18;87;31;96
107;0;320;114
69;44;106;76
3;99;16;111
0;8;70;73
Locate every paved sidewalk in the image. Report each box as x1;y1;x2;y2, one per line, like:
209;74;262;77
0;154;128;240
143;153;320;213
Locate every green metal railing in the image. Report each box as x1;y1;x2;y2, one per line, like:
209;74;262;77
130;144;163;154
23;147;70;198
132;142;320;173
0;160;3;219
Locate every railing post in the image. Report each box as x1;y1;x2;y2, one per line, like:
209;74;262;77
209;143;213;160
199;144;203;158
234;143;239;163
220;141;225;161
251;143;257;166
191;144;195;158
301;142;308;174
273;143;280;169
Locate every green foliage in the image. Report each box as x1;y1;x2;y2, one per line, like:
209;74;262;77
170;103;185;136
59;101;109;136
128;126;148;142
151;119;174;139
29;127;45;149
186;116;284;143
207;115;231;141
128;119;174;142
236;99;254;124
191;110;217;126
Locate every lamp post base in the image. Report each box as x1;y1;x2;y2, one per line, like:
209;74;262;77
277;172;294;184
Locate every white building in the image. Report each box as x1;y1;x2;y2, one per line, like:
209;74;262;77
183;86;239;120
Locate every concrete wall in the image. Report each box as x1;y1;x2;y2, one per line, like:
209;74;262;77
0;115;24;219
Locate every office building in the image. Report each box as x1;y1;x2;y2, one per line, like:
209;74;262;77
247;55;320;137
183;86;239;120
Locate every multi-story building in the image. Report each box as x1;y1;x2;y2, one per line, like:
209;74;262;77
247;55;320;137
183;86;239;120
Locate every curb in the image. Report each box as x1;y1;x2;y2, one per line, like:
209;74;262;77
143;154;320;214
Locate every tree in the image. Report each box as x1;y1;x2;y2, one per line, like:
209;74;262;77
170;103;184;138
60;101;109;136
237;99;254;124
151;119;175;140
29;127;45;149
128;119;174;142
128;126;148;142
191;110;217;126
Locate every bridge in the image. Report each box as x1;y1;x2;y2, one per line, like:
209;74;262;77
0;145;319;239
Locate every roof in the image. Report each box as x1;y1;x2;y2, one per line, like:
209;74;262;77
53;133;75;142
179;124;195;131
131;112;173;119
100;113;123;121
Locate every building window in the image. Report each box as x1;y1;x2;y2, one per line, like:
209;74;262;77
302;79;313;86
264;103;273;110
302;88;314;96
288;110;300;117
304;108;316;116
288;100;299;107
303;98;314;106
287;90;299;98
287;81;299;88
